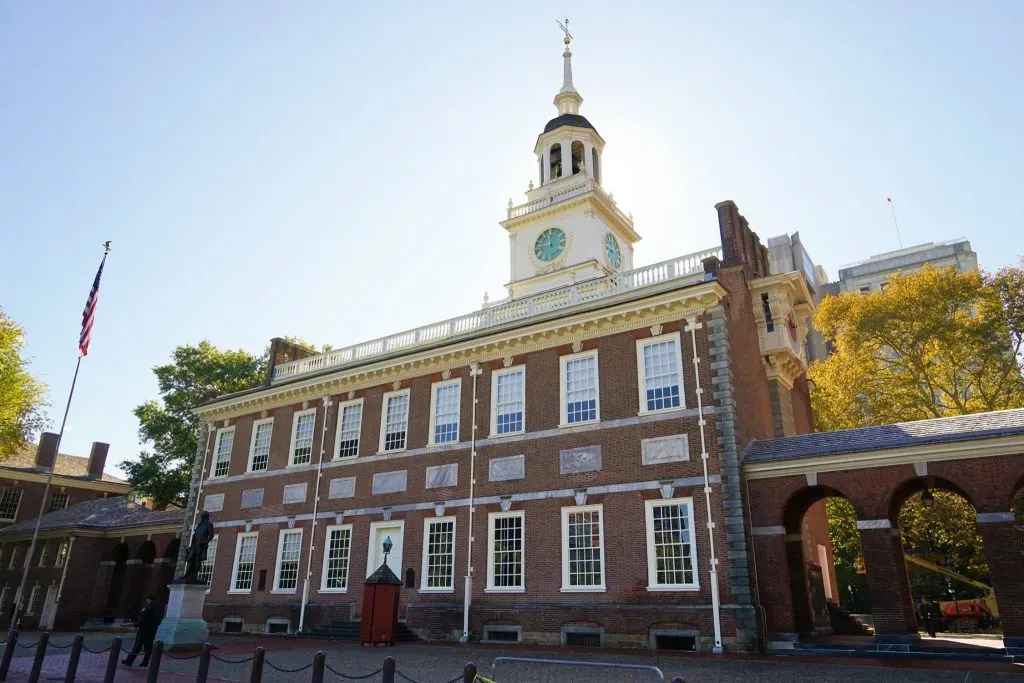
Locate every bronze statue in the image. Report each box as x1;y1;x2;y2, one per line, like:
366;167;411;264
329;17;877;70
180;511;215;583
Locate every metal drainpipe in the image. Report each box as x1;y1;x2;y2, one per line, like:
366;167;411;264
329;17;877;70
461;362;482;643
299;396;332;633
50;536;76;627
689;321;724;653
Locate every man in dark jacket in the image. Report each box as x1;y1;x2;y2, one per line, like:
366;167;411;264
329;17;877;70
122;595;162;666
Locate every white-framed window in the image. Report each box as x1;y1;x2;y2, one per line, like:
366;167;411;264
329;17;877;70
289;408;317;466
644;498;699;591
26;584;41;616
211;427;235;478
429;380;461;445
490;366;525;436
334;399;363;459
7;547;20;570
320;524;353;592
637;334;685;413
229;532;259;593
273;529;303;592
48;492;69;513
36;543;50;567
248;418;274;472
486;511;524;592
561;504;606;591
379;389;410;453
560;350;599;425
54;539;70;568
197;535;218;587
420;517;456;591
0;488;23;521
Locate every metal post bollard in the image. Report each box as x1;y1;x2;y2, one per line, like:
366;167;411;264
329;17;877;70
196;642;213;683
28;631;49;683
382;656;396;683
250;645;265;683
311;651;325;683
0;632;17;682
463;661;477;683
102;637;122;683
65;634;85;683
145;640;164;683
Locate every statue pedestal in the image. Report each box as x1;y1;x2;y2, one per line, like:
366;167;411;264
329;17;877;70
155;582;209;649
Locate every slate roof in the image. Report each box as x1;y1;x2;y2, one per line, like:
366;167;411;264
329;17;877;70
542;113;597;135
743;408;1024;463
0;496;182;538
1;443;125;484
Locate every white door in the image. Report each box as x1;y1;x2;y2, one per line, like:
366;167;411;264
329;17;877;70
39;585;58;630
367;521;405;579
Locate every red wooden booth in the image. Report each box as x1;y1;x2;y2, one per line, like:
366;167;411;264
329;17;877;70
361;547;403;646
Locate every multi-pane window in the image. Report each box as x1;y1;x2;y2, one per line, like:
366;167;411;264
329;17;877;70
248;419;274;472
421;518;456;591
26;585;40;616
561;352;599;425
54;540;70;568
230;533;259;593
48;492;69;513
645;498;698;590
197;535;218;587
7;547;20;570
274;530;303;592
487;512;524;591
638;335;684;413
335;401;363;458
321;525;353;591
381;390;410;452
37;543;50;567
212;428;235;478
290;409;316;466
562;505;605;590
492;367;525;435
430;381;461;445
0;488;23;521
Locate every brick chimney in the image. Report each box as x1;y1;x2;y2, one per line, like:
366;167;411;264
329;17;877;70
35;432;60;470
264;337;317;386
87;442;109;479
714;200;770;281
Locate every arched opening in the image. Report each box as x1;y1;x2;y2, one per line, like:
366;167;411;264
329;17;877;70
783;486;871;638
571;141;585;175
549;144;562;180
105;543;128;622
591;147;600;183
892;477;999;636
538;156;544;186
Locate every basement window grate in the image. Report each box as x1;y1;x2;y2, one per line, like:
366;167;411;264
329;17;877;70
265;619;290;634
564;631;602;647
223;619;243;634
483;627;521;643
654;634;696;651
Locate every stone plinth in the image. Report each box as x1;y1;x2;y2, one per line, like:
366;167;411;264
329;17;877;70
155;582;209;649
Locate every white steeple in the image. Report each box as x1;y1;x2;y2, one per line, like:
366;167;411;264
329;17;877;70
554;30;583;115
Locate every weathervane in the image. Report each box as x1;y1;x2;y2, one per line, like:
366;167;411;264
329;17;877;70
556;17;573;45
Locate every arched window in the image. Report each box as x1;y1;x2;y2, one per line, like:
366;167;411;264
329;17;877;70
591;148;600;183
571;141;585;175
549;144;562;180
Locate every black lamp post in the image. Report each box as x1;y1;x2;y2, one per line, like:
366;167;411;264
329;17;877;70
921;487;934;508
382;536;393;567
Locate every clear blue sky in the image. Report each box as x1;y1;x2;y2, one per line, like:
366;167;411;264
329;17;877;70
2;2;1021;474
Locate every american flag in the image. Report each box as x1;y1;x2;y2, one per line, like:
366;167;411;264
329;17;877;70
79;248;110;357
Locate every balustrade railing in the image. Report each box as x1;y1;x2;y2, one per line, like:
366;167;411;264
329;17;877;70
272;245;722;381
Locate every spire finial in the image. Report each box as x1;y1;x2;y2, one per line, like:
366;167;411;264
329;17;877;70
553;18;582;115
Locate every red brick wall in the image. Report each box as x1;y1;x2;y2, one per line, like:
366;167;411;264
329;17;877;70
0;477;126;529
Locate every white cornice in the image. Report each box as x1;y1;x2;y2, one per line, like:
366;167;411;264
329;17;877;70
743;434;1024;480
0;523;180;543
0;470;130;494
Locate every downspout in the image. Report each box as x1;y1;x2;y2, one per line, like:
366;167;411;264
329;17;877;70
461;362;482;643
299;395;332;633
51;536;76;627
689;320;724;653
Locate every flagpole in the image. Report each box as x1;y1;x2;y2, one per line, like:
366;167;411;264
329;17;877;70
886;197;904;249
7;243;110;638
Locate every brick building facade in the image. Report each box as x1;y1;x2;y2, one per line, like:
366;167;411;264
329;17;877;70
178;38;820;649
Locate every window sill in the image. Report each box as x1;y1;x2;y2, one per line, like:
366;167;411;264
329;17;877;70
487;430;525;440
318;588;349;594
560;586;607;593
333;455;358;461
484;587;525;594
646;585;701;592
287;461;312;468
270;589;297;595
419;587;455;594
637;406;688;418
377;448;408;456
245;468;269;475
227;589;252;595
557;419;600;429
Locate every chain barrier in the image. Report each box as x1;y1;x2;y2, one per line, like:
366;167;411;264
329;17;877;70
395;670;465;683
82;643;113;654
165;650;202;659
47;640;75;649
324;662;384;680
264;658;314;673
211;652;256;664
14;639;38;649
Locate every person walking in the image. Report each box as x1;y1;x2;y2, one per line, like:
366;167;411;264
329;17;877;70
122;595;162;666
920;596;938;638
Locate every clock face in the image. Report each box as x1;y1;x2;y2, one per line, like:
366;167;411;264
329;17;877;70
534;228;567;262
605;233;622;269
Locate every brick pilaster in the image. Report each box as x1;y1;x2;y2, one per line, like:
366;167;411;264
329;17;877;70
858;525;916;638
977;518;1024;642
750;533;796;635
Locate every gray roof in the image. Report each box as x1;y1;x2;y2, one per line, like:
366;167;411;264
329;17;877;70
1;443;126;484
743;409;1024;463
542;113;597;135
0;496;182;538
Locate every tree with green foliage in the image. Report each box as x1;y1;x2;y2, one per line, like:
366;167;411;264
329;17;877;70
124;341;267;508
0;308;48;459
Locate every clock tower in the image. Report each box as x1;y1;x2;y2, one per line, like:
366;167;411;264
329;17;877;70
501;29;641;299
